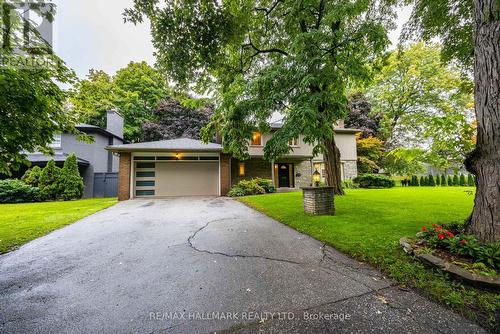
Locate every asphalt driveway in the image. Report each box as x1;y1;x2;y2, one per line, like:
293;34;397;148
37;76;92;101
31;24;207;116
0;197;486;333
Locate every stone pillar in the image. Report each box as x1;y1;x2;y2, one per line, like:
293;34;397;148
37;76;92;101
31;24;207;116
118;152;131;201
220;153;231;196
301;187;335;215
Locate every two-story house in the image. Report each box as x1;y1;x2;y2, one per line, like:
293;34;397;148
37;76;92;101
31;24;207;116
23;110;125;198
107;122;359;200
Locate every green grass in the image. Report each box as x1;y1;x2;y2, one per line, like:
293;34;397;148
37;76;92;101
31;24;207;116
0;198;117;254
240;187;499;331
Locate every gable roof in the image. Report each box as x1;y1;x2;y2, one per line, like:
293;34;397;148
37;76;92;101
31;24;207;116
107;138;223;152
76;124;125;142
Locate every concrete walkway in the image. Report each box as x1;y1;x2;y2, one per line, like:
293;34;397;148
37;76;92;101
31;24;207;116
0;197;487;333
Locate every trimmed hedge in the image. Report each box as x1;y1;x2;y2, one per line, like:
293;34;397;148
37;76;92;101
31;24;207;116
0;179;43;203
353;174;395;188
228;178;275;197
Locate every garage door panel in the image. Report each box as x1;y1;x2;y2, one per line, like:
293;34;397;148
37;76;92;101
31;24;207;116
155;162;219;196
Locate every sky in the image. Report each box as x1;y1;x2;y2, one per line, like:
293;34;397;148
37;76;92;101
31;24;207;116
52;1;412;80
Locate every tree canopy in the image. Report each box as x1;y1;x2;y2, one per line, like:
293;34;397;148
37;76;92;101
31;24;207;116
70;61;169;142
126;0;397;194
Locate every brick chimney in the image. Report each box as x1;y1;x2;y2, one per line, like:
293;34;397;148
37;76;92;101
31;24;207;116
106;109;124;139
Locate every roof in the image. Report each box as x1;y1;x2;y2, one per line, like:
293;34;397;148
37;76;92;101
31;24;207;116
107;138;223;152
76;124;125;142
27;153;90;166
269;121;361;134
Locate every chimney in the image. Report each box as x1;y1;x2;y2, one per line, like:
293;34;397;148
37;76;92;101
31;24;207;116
106;109;124;139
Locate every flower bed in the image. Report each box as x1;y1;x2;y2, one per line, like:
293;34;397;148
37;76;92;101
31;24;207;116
401;223;500;290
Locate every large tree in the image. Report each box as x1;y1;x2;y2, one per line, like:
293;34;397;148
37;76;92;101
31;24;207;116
70;62;168;142
405;1;500;242
367;42;476;169
125;0;396;195
142;97;213;141
0;0;76;175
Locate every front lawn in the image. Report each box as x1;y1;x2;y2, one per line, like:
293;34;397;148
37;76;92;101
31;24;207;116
0;198;117;254
240;187;499;330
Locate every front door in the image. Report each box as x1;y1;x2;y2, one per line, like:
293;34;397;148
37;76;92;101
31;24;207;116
278;163;290;188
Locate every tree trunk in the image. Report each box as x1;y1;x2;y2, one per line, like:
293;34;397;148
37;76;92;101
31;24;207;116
323;135;344;195
464;0;500;243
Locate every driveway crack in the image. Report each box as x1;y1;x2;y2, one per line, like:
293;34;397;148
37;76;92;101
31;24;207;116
187;219;303;265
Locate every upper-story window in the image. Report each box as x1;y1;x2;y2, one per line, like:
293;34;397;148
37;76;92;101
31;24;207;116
49;134;62;149
250;132;262;146
289;137;298;146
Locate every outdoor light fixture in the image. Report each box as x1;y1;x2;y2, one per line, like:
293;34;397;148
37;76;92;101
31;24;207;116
313;169;321;187
175;153;181;160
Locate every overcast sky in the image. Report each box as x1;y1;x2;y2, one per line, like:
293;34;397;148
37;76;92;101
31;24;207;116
52;1;412;79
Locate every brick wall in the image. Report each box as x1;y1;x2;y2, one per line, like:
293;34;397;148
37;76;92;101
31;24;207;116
220;153;231;195
118;152;131;201
302;187;335;215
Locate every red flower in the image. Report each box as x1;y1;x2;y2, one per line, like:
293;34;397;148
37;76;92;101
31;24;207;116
446;231;454;238
432;224;436;227
437;233;445;240
460;239;467;245
436;225;443;231
421;226;427;232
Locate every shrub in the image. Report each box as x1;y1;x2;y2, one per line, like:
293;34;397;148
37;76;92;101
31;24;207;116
39;159;62;200
452;174;459;186
420;176;425;187
21;166;42;187
467;174;475;187
413;175;419;186
0;179;43;203
58;153;84;200
428;174;435;186
459;174;466;186
447;175;453;186
353;174;395;188
228;179;266;197
441;174;446;186
435;174;440;186
253;178;276;193
342;179;359;189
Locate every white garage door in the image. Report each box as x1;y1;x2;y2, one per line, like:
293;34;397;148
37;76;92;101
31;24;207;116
135;161;219;197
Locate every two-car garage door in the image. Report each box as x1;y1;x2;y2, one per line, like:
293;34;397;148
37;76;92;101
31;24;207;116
134;157;219;197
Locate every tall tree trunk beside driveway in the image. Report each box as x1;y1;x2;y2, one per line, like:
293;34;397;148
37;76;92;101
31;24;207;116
464;0;500;242
323;135;344;195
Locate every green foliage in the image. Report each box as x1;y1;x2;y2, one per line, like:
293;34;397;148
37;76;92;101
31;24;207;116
0;4;77;176
356;135;385;174
420;176;425;187
70;62;169;142
342;179;359;189
126;0;396;163
428;174;435;186
39;160;62;200
467;174;475;187
21;166;43;187
228;179;266;197
253;178;276;194
441;174;447;186
58;154;84;200
459;173;466;186
368;42;475;169
447;175;453;186
353;174;395;188
0;179;42;203
435;174;440;186
453;174;459;186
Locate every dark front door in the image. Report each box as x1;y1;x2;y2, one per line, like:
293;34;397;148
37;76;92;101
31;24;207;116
278;163;290;188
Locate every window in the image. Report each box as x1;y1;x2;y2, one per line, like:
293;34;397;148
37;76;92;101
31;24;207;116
239;162;245;176
134;156;155;161
250;132;262;146
136;180;155;187
136;190;155;196
136;171;155;178
49;134;62;149
289;137;298;146
136;162;155;169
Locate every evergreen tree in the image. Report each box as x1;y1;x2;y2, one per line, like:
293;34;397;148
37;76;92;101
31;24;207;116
441;174;447;186
447;175;453;186
467;174;475;187
436;174;440;186
429;174;435;186
420;176;425;187
459;174;466;186
58;154;84;200
39;160;62;200
453;174;459;186
21;166;42;187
